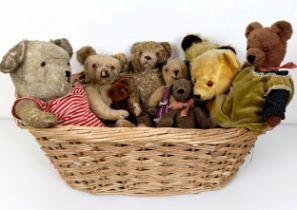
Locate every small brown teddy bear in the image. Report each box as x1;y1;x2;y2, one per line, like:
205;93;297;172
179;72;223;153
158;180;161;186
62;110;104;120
129;41;172;126
210;20;295;131
76;46;141;127
157;79;216;129
107;78;138;126
148;59;189;122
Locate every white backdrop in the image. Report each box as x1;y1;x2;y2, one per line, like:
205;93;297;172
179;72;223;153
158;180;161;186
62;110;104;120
0;0;296;124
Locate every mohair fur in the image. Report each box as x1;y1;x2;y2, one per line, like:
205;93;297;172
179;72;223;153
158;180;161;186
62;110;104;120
129;41;172;126
182;34;240;101
76;46;141;126
107;78;140;127
209;21;294;131
0;39;74;127
157;79;216;128
148;59;188;108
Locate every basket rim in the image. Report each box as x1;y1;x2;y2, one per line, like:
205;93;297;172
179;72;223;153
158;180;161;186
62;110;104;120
20;124;262;145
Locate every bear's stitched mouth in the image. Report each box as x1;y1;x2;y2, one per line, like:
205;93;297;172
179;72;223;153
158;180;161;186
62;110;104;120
171;75;180;80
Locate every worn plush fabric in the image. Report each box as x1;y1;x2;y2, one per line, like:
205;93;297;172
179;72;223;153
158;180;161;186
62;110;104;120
210;65;294;131
13;84;105;127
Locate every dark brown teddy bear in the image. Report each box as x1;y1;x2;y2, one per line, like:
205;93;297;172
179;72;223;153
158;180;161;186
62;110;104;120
157;79;216;128
129;41;172;127
107;79;138;126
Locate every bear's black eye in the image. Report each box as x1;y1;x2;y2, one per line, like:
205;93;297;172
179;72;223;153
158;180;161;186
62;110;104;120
67;62;70;66
164;68;168;72
156;52;160;57
40;61;46;67
193;79;197;84
111;65;115;70
246;46;250;50
263;47;269;53
92;63;96;68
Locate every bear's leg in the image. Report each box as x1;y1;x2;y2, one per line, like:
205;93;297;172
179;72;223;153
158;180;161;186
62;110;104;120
193;107;217;128
157;110;178;128
137;112;154;127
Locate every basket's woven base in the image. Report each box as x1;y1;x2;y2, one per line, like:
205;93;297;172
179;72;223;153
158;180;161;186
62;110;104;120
25;126;258;196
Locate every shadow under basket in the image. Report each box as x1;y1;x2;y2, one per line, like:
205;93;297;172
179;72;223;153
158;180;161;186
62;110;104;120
19;124;261;196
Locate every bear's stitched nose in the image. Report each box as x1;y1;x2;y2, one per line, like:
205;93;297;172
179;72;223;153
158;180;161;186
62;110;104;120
101;70;110;78
177;89;184;94
247;55;256;64
174;70;179;75
144;55;151;60
65;71;71;77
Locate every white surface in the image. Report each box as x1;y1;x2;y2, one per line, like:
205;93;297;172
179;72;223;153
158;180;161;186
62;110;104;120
0;0;297;123
0;119;296;210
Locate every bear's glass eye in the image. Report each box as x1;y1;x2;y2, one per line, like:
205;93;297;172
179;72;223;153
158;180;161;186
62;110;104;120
164;68;168;72
207;80;214;87
246;46;250;50
193;79;197;84
139;51;143;55
92;63;96;68
40;61;46;67
111;65;115;70
67;62;70;66
263;47;269;53
156;52;160;57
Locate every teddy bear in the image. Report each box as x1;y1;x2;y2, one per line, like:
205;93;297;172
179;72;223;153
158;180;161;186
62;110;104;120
76;46;141;127
148;58;189;122
181;34;241;102
157;79;216;129
0;39;104;128
107;78;138;126
129;41;172;126
209;21;295;131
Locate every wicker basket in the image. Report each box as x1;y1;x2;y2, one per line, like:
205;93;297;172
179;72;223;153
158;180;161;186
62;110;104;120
20;125;260;195
15;72;261;195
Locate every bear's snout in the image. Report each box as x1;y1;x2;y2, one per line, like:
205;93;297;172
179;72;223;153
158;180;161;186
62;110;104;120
247;55;256;64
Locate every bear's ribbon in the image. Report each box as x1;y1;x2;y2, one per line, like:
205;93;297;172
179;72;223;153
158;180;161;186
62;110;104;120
169;98;195;117
257;62;297;72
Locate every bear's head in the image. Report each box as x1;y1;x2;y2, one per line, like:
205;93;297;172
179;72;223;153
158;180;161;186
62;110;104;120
245;21;293;67
0;39;73;101
172;79;193;103
108;79;131;102
181;34;240;101
130;41;171;72
162;59;188;86
77;46;128;85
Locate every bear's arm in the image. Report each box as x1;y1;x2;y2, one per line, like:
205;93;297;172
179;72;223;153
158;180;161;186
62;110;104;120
148;86;166;108
263;89;290;120
86;84;127;121
14;99;57;128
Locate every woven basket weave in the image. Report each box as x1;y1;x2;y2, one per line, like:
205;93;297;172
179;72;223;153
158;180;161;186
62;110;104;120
15;72;261;195
20;125;259;195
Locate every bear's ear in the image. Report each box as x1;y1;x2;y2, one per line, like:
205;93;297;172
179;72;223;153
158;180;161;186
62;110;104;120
51;38;73;57
220;50;240;74
160;42;172;58
113;53;129;72
271;21;293;42
245;22;263;38
0;40;27;74
181;34;202;51
217;46;237;54
130;42;142;55
76;46;96;65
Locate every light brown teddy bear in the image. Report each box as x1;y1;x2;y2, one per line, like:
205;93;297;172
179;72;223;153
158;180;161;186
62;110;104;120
148;59;188;122
77;46;141;127
129;41;172;126
0;39;104;128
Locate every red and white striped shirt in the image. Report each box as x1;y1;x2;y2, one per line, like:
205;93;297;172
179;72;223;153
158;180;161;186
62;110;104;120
12;84;105;127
